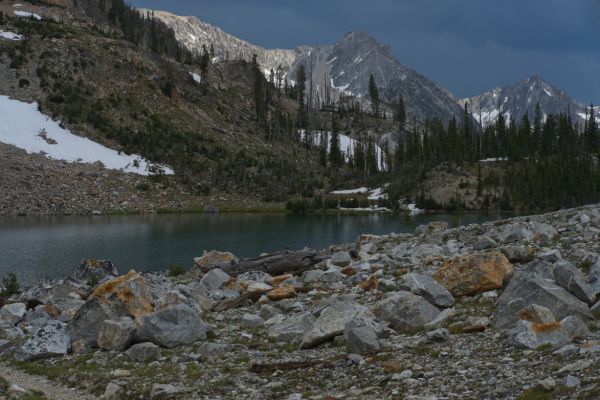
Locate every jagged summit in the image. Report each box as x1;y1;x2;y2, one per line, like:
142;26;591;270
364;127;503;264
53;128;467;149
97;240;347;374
463;75;592;127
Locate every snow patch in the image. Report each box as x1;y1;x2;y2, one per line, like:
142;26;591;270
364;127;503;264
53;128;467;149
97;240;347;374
190;72;202;83
0;96;173;175
331;187;369;195
0;31;24;41
14;10;42;20
307;131;387;170
479;157;508;163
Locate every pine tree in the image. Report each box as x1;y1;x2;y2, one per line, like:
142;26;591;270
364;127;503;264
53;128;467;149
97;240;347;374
318;132;328;167
296;65;307;129
252;54;265;128
368;74;380;117
199;45;210;77
533;102;543;154
395;95;406;127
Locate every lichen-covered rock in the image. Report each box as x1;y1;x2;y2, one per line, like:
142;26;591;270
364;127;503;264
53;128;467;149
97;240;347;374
137;303;207;348
374;291;440;333
125;342;161;363
0;303;27;325
433;251;513;297
415;221;448;235
90;271;154;319
331;251;352;267
495;273;593;329
300;301;374;348
266;285;296;301
344;316;380;354
74;259;118;282
401;273;454;308
194;250;238;268
199;268;231;291
509;305;589;350
553;260;596;305
97;317;136;351
267;312;314;344
22;320;70;360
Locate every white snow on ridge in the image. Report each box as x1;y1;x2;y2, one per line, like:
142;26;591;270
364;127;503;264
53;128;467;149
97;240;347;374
14;10;42;20
331;187;369;195
0;31;24;41
0;96;173;175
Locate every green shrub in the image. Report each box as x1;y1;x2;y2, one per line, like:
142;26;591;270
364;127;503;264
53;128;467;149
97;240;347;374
167;265;187;277
1;273;21;298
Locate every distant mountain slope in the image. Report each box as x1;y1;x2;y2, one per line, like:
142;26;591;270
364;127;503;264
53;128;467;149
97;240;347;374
462;76;597;127
147;11;466;123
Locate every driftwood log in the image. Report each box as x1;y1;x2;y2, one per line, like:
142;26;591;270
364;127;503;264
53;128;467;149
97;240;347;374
199;249;332;277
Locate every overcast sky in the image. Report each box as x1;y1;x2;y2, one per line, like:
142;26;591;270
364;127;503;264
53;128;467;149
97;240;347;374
130;0;599;103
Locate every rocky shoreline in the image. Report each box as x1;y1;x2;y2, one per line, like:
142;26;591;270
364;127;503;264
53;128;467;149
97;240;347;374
2;205;600;399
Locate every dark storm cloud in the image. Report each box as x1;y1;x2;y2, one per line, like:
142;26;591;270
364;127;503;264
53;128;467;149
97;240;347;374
130;0;600;102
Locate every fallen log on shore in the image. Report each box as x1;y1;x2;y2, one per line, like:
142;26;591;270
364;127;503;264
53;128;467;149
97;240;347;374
198;249;332;277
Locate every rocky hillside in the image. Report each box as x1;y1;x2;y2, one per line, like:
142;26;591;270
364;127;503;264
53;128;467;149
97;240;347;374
463;75;597;127
2;205;600;398
0;0;325;214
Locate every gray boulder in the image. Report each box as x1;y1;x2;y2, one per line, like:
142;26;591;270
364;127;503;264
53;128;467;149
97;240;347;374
196;342;230;359
68;298;128;346
538;249;562;263
553;260;596;305
137;303;207;348
427;328;451;342
389;243;409;260
499;222;533;243
344;317;380;354
125;342;161;363
374;291;440;333
239;314;264;329
509;312;589;350
586;256;600;294
1;303;27;325
415;221;449;235
97;317;136;351
74;259;118;282
302;269;324;284
495;273;592;329
200;269;231;291
501;246;532;263
320;268;344;285
401;273;454;308
300;301;374;349
267;312;314;344
473;237;497;251
522;260;554;280
150;384;185;399
331;251;352;267
23;306;53;331
22;321;70;360
411;244;444;259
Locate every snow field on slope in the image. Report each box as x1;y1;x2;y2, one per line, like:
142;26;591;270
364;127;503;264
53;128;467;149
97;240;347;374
0;96;173;175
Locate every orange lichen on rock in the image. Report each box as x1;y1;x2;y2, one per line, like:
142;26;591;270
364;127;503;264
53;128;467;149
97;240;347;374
91;270;154;318
433;251;513;297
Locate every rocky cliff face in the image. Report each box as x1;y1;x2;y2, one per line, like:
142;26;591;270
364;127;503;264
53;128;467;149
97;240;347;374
463;76;596;127
139;9;298;77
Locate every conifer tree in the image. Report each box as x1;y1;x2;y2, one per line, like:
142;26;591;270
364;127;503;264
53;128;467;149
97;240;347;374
296;65;307;129
395;95;406;127
368;74;380;117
